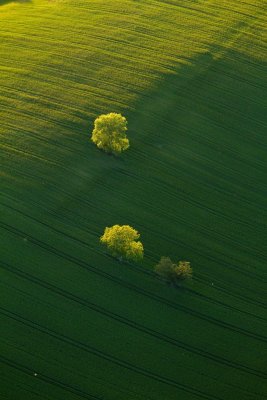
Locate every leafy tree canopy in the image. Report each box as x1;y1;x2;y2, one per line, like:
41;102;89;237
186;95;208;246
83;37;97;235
155;257;192;285
91;113;129;155
100;225;144;261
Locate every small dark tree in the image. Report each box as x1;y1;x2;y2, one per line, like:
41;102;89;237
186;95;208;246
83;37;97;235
175;261;193;280
155;257;192;286
154;257;177;284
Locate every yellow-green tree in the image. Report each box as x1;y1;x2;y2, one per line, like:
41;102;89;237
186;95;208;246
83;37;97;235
100;225;143;261
155;257;192;285
91;113;129;155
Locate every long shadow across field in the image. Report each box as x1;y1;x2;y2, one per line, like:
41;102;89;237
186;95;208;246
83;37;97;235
1;43;266;399
124;48;266;293
81;48;267;399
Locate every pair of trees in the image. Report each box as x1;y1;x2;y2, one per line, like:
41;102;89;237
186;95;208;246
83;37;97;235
155;257;192;285
100;225;192;285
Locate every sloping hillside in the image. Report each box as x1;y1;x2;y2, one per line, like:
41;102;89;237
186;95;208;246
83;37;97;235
1;1;266;399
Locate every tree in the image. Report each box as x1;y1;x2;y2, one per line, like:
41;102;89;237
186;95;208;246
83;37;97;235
154;257;177;284
155;257;192;285
91;113;129;155
100;225;144;261
175;261;193;280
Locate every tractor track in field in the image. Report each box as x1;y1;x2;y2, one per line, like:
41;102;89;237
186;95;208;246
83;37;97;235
1;196;267;325
1;2;266;398
106;170;267;263
2;168;267;311
3;148;267;238
1;221;266;345
3;138;267;227
1;307;261;400
1;260;266;381
1;197;267;308
0;355;103;400
1;375;62;400
1;198;267;319
0;337;157;400
2;152;267;277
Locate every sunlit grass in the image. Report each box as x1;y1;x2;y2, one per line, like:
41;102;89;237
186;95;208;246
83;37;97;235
1;1;266;399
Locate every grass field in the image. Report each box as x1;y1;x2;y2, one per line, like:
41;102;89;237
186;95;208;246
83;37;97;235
1;0;267;399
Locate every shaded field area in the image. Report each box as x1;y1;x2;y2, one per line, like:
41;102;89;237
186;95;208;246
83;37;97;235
1;0;267;399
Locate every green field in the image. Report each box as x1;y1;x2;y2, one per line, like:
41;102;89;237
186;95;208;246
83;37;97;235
1;0;267;399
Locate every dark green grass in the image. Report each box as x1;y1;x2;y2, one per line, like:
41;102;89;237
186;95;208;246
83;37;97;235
1;1;267;399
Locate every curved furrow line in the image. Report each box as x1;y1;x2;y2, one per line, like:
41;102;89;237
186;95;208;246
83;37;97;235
44;11;244;50
0;77;138;114
105;255;267;324
0;375;57;400
78;1;217;18
0;95;125;129
0;30;180;70
0;86;93;119
0;38;170;85
0;143;70;170
2;197;266;320
1;124;88;159
158;0;266;24
0;105;87;137
137;112;266;161
1;138;90;176
137;220;267;300
186;74;266;114
0;355;103;400
0;65;146;107
81;174;267;278
2;185;266;308
130;147;267;214
0;308;243;400
125;170;266;233
2;10;262;97
209;2;266;21
9;167;265;279
1;260;266;380
132;109;266;166
1;191;267;308
0;74;139;111
2;283;262;399
4;146;266;245
131;141;265;189
101;172;267;266
208;63;266;91
1;337;156;400
23;131;265;254
1;2;266;400
184;286;267;323
1;221;267;342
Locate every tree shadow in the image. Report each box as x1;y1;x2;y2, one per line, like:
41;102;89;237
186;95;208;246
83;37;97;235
121;47;266;283
0;0;31;5
129;48;265;174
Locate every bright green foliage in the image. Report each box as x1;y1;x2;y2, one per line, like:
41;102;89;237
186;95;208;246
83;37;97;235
155;257;192;285
91;113;129;155
100;225;143;261
1;1;266;399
